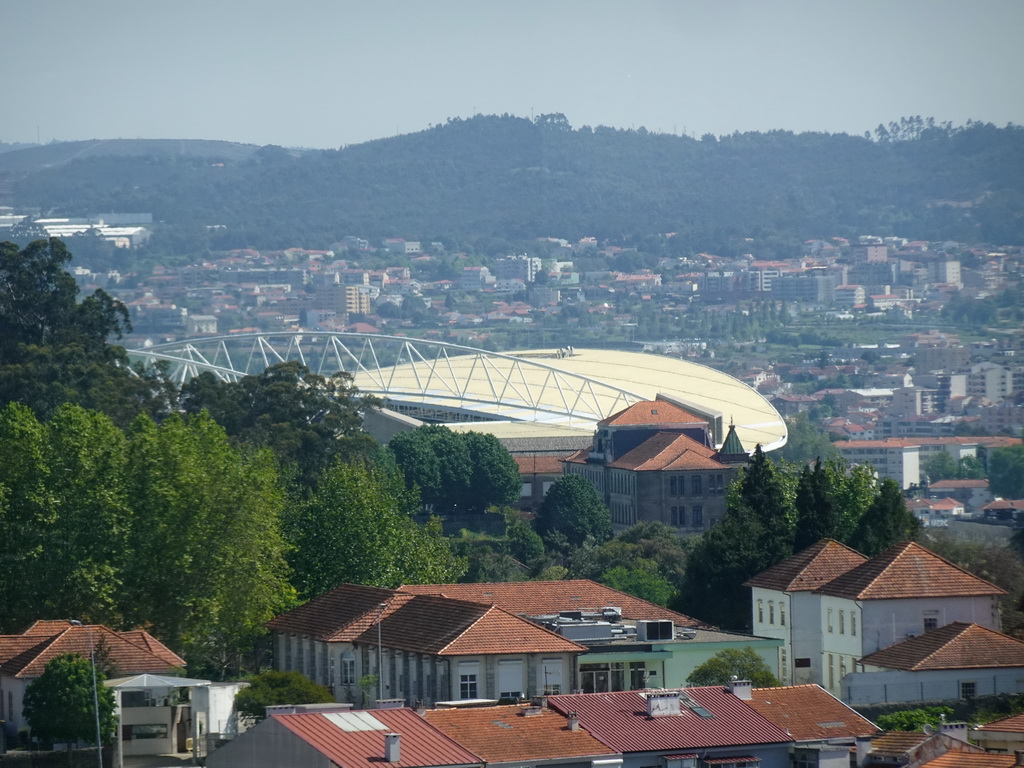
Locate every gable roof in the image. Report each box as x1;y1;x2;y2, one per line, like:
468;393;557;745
919;755;1017;768
0;624;184;679
608;432;726;472
273;708;483;768
975;712;1024;734
747;684;878;741
267;585;584;656
598;401;707;428
398;580;703;625
425;704;616;762
546;688;790;752
859;622;1024;671
744;540;868;592
817;541;1006;600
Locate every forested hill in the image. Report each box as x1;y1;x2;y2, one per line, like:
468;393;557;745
4;115;1024;254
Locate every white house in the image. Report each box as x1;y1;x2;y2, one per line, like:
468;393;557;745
842;622;1024;706
746;541;1005;697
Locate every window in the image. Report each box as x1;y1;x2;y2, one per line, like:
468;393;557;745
924;617;938;631
961;681;977;699
541;659;562;694
851;613;857;637
827;609;834;633
692;506;703;527
769;602;775;625
670;476;678;496
672;506;685;526
839;610;845;635
520;482;532;498
630;662;647;690
780;604;786;627
757;599;764;623
780;649;788;684
126;724;169;740
459;661;479;699
498;660;524;700
692;475;702;495
340;652;356;685
828;654;835;689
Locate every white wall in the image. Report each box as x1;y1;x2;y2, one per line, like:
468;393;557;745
842;667;1024;706
860;596;1001;654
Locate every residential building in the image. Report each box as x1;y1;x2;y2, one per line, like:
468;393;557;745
266;584;583;707
746;540;1005;697
206;707;484;768
547;683;793;768
971;712;1024;754
562;401;747;535
842;622;1024;705
461;266;494;291
927;479;993;516
0;620;184;741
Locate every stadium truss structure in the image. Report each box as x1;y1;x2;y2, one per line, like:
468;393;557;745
128;332;787;449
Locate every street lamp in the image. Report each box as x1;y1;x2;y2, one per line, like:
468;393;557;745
376;603;386;704
70;620;102;768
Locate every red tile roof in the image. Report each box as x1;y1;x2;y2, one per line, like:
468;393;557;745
975;712;1024;734
859;623;1024;671
0;625;184;679
919;754;1016;768
608;432;726;472
267;585;584;656
547;688;790;752
747;685;878;741
744;540;868;592
425;704;615;762
515;455;570;475
817;542;1006;600
599;401;707;428
274;708;483;768
398;580;703;625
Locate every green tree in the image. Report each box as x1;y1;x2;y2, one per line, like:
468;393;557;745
286;461;465;597
599;566;677;607
793;460;841;550
234;670;333;723
923;451;958;482
875;706;954;732
685;647;779;688
179;362;379;491
535;475;612;550
679;446;796;629
23;654;117;746
122;413;294;677
848;478;920;557
464;431;522;511
0;403;130;632
990;444;1024;499
777;413;839;464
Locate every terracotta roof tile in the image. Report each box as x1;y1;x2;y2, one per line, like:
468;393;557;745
547;688;790;752
608;432;726;472
859;622;1024;671
976;712;1024;734
817;542;1006;600
398;580;704;625
598;401;707;428
744;540;867;591
515;455;570;474
0;625;183;679
868;731;930;756
118;630;187;667
918;754;1016;768
274;708;483;768
425;704;615;762
266;583;399;639
747;684;878;741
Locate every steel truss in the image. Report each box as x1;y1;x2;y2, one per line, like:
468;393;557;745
129;332;642;425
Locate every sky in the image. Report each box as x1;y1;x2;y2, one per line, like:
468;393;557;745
2;1;1023;149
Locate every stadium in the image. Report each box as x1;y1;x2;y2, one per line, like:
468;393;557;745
128;332;786;452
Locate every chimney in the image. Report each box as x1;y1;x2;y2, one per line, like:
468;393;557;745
725;678;753;700
385;733;400;762
854;735;872;768
1015;750;1024;766
939;721;968;743
567;712;580;731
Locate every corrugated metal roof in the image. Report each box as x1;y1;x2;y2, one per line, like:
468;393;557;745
275;709;483;768
547;688;790;752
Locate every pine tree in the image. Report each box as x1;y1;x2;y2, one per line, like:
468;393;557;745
849;478;920;556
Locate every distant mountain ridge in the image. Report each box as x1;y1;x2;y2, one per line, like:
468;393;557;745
3;116;1023;252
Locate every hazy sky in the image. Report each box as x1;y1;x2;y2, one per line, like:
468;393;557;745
3;1;1023;149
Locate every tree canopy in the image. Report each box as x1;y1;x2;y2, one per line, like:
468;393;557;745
234;670;333;723
535;474;612;550
23;654;117;746
685;647;779;688
990;443;1024;500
